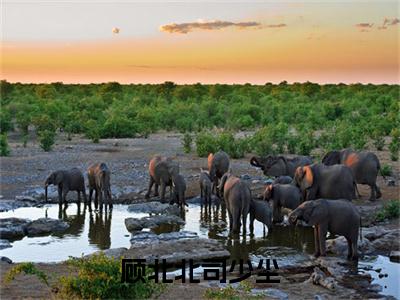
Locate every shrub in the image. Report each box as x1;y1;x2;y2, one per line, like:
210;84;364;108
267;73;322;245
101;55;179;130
389;129;400;161
22;134;28;148
4;262;48;286
251;127;275;156
0;110;13;133
380;164;392;177
85;120;101;143
59;254;161;299
296;130;314;156
0;134;10;156
38;130;56;151
182;132;193;153
195;131;218;157
371;130;385;151
375;200;400;222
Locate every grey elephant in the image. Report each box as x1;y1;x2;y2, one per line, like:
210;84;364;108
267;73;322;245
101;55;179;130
218;172;251;234
289;199;361;260
322;149;382;201
171;173;187;208
145;156;179;202
249;199;273;233
272;176;293;185
294;164;355;201
250;155;312;177
208;151;230;195
87;163;112;210
199;168;212;204
45;168;87;206
263;183;302;223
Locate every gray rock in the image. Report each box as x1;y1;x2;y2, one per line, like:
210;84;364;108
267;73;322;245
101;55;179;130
0;218;30;239
326;236;375;256
306;266;337;291
370;229;400;252
125;215;185;232
389;250;400;262
386;178;395;186
0;256;12;264
0;239;12;250
130;231;198;245
0;200;32;212
250;288;289;300
25;218;69;236
127;201;180;215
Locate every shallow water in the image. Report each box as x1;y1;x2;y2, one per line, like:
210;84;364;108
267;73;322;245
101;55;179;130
0;202;398;297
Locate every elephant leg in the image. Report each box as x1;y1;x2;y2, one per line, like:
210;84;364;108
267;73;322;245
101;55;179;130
77;191;81;204
318;224;328;256
231;206;240;234
249;211;255;233
160;182;166;203
314;226;321;257
200;186;203;201
369;184;376;201
145;177;154;199
94;189;99;210
375;184;382;199
62;189;69;206
228;210;233;232
89;188;93;204
351;238;359;261
242;212;247;234
58;186;63;205
154;183;159;197
346;237;353;260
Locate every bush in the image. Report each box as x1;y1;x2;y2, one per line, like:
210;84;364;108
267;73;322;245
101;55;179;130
38;130;56;151
59;254;161;299
85;120;101;143
182;132;193;153
0;110;13;133
296;130;314;156
380;164;392;177
372;130;385;151
251;127;275;156
196;131;218;157
389;129;400;161
0;134;10;156
375;200;400;222
4;262;48;286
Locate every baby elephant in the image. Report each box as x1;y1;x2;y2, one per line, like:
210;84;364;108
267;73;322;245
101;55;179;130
199;169;212;204
289;199;361;260
218;173;251;234
171;174;187;208
264;184;302;223
249;199;273;233
45;168;87;206
87;163;112;210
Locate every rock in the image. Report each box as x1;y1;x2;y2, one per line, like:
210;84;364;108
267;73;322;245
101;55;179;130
130;231;198;245
125;218;144;232
87;247;128;259
306;266;337;291
368;284;382;293
0;200;31;212
0;256;12;264
389;250;400;262
252;180;261;184
15;196;37;202
362;226;387;241
0;239;12;250
126;238;229;265
326;236;375;256
0;218;30;239
250;288;289;299
25;218;69;236
127;201;180;215
386;179;395;186
125;215;185;232
240;174;252;180
370;229;400;252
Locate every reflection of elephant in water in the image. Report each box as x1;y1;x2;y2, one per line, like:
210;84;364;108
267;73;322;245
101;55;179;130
289;199;361;260
145;156;179;202
58;204;86;236
250;155;312;177
45;168;87;206
263;184;302;223
294;164;355;201
88;210;112;250
218;173;250;234
322;149;382;201
87;163;112;210
208;151;230;195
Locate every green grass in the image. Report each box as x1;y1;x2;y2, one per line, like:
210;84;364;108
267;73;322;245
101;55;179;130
375;200;400;222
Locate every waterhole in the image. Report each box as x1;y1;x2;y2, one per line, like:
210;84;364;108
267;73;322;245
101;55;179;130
0;202;398;297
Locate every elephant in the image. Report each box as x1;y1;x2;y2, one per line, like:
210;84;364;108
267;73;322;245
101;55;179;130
294;164;356;201
218;172;251;234
87;163;112;210
322;149;382;201
272;176;293;185
208;151;230;196
288;199;361;260
45;168;87;206
249;199;273;233
263;183;302;223
250;155;313;178
171;173;187;208
199;168;212;204
145;156;179;202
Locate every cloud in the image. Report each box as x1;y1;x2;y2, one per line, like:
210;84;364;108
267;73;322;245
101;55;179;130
379;17;400;30
265;23;287;28
160;20;262;34
355;23;374;28
112;27;120;34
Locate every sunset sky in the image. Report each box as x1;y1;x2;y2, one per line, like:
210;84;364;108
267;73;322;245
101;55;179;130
1;0;399;84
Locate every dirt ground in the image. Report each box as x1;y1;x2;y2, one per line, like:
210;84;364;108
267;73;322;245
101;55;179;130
0;132;399;299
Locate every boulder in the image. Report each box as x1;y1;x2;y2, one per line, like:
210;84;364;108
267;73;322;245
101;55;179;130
130;231;198;245
0;256;12;264
125;218;144;232
0;218;30;239
0;239;12;250
370;229;400;253
389;251;400;263
25;218;69;236
326;236;375;256
127;201;180;215
306;266;337;291
125;215;185;232
0;200;32;212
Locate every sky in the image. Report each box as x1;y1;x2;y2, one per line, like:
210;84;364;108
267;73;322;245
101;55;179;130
1;0;399;84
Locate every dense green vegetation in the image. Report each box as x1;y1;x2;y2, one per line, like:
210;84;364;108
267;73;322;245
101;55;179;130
375;200;400;222
1;80;398;157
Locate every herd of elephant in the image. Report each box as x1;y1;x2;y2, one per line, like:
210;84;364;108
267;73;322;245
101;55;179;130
44;148;384;260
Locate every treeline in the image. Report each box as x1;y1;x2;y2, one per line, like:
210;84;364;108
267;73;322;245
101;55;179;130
0;80;399;158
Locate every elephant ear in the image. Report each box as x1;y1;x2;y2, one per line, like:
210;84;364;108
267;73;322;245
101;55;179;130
277;156;289;174
250;156;263;168
54;171;64;185
302;166;314;190
322;151;340;165
218;173;229;192
263;184;274;201
305;201;326;226
207;153;214;172
294;167;304;187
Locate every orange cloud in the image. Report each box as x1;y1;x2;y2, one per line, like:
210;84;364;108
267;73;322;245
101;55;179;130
160;20;261;34
379;17;399;30
265;23;287;28
355;23;373;28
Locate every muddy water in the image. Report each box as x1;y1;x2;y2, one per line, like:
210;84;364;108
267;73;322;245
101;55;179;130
0;202;398;297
